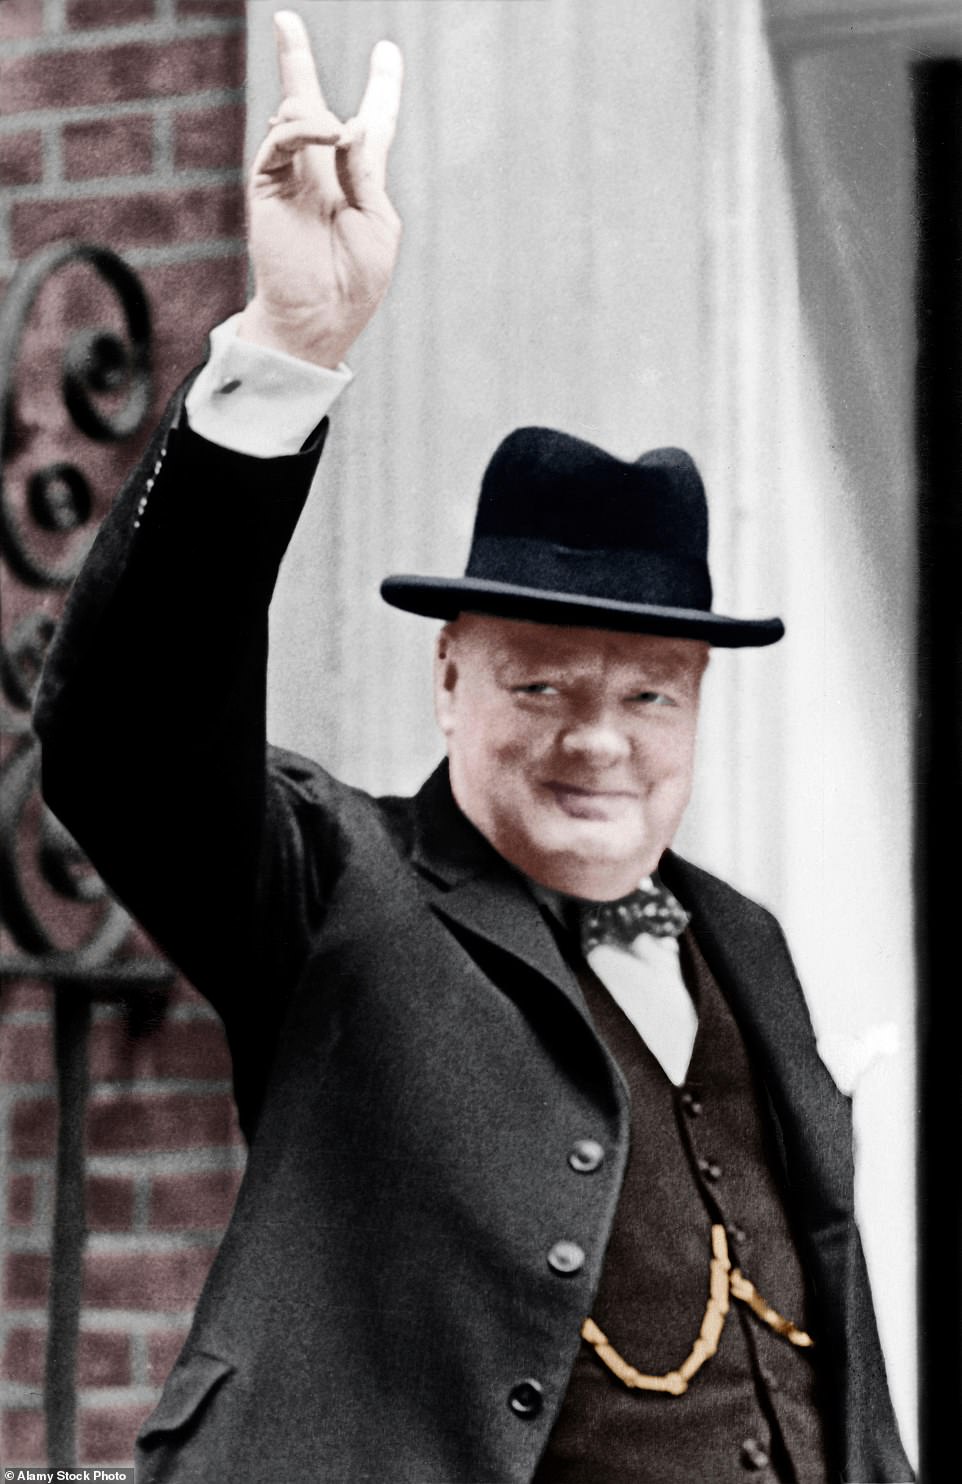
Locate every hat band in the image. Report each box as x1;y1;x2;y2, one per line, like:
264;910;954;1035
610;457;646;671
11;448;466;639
466;536;712;611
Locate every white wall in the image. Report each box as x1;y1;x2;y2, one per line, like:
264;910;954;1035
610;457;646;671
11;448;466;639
247;0;930;1462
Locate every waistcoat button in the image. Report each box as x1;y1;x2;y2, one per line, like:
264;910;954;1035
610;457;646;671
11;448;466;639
547;1240;585;1275
697;1156;722;1181
568;1139;605;1173
740;1436;771;1470
508;1379;544;1418
680;1089;703;1116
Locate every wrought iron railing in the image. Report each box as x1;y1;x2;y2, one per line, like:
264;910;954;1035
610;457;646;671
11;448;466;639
0;243;174;1468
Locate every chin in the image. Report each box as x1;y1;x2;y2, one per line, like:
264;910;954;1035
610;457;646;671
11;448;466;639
534;858;653;902
517;832;660;902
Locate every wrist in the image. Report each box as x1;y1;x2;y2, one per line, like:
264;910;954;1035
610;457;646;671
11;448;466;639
236;298;355;371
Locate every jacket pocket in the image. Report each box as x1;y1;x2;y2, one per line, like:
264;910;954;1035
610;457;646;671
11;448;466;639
138;1350;235;1444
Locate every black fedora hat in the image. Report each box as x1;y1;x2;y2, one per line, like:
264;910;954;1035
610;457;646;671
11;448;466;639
381;427;784;648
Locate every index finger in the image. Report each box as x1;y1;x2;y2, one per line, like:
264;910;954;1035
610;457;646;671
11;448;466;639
355;39;403;150
274;9;327;107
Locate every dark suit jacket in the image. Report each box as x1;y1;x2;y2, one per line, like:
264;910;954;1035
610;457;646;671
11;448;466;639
34;386;913;1483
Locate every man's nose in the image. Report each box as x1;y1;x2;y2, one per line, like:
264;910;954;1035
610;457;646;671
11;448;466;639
559;716;632;767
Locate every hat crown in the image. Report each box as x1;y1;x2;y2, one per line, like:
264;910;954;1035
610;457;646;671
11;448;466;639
473;427;708;559
379;424;785;648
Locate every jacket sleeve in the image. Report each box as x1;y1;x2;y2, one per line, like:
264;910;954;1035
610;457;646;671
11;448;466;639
33;378;343;1030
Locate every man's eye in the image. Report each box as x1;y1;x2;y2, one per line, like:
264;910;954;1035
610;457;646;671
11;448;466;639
630;691;676;706
512;683;558;695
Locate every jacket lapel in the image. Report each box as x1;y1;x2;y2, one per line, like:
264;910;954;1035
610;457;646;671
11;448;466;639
662;850;856;1231
667;854;852;1174
409;762;589;1021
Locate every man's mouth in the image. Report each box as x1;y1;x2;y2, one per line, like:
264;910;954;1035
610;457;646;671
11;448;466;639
542;782;638;821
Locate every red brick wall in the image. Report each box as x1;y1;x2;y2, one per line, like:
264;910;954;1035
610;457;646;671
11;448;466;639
1;0;248;1466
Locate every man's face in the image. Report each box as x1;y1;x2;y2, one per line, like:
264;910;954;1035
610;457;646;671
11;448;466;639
434;614;708;901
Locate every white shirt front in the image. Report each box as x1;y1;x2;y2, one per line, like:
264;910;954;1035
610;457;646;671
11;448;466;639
530;882;697;1086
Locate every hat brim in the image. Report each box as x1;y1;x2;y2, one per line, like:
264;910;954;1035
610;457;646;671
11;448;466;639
380;575;784;648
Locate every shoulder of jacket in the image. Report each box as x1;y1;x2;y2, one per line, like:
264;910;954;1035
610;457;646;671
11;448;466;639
266;747;416;839
662;850;782;933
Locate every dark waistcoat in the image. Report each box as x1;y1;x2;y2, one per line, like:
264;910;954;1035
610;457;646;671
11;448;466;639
534;931;834;1484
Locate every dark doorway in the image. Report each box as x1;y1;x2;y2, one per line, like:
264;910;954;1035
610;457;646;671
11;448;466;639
914;56;962;1484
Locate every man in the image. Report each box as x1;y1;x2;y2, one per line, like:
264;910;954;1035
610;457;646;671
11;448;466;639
35;11;912;1483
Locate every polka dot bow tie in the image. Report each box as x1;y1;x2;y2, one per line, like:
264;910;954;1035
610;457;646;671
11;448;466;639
577;876;691;955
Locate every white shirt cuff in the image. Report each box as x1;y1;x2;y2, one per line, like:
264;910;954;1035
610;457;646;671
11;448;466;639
184;313;353;457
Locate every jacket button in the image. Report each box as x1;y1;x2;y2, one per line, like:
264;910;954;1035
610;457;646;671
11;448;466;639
740;1437;770;1470
568;1139;605;1173
508;1379;544;1418
547;1240;585;1275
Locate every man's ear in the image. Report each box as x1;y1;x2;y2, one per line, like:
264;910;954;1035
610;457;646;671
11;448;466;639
433;624;459;737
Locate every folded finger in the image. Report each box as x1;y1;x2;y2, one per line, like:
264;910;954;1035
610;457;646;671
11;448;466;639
271;102;343;137
274;96;328;125
252;118;344;179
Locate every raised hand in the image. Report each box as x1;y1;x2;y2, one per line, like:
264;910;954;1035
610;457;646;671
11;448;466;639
238;10;403;368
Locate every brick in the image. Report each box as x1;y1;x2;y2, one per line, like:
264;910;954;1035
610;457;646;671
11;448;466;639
0;33;244;116
174;101;244;170
0;128;44;186
1;1406;45;1464
0;982;49;1011
63;114;154;180
1;1325;131;1388
147;1326;188;1385
86;1091;238;1153
78;1330;132;1387
90;1017;232;1082
149;1168;241;1229
79;1404;154;1465
177;0;244;14
12;183;243;257
0;1022;53;1082
7;1173;36;1226
0;0;43;41
4;1252;50;1308
2;1325;44;1384
68;0;154;26
140;257;245;346
11;1094;57;1157
83;1246;216;1310
86;1174;136;1231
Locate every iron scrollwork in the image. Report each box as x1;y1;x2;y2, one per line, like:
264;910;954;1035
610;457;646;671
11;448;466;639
0;242;174;1471
0;241;168;984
